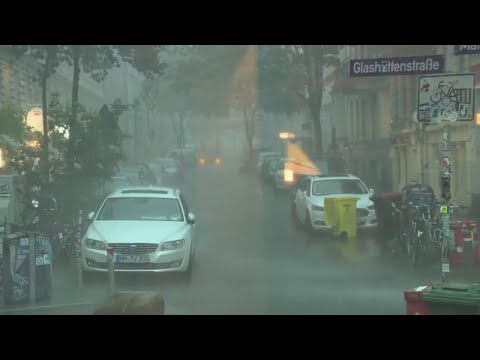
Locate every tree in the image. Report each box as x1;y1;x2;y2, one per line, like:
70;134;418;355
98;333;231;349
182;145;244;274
257;45;301;115
0;104;26;141
10;45;70;185
283;45;343;156
66;45;167;169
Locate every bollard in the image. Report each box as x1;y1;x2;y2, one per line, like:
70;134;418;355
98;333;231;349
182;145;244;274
75;242;83;289
28;232;36;304
107;246;115;297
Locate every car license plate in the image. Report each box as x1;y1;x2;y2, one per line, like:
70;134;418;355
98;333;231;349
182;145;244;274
115;255;150;263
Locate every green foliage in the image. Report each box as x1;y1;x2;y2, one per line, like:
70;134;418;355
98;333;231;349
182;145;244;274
0;104;26;141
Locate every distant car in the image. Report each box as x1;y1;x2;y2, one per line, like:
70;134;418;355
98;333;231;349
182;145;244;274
291;173;377;233
167;149;197;165
81;186;196;276
136;163;158;185
151;158;182;186
257;152;278;175
262;155;281;181
273;157;298;191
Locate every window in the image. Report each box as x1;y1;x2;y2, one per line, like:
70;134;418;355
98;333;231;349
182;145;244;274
97;197;184;221
312;179;368;196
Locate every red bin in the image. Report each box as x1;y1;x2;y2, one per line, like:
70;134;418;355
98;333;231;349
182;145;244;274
404;286;433;315
449;220;478;266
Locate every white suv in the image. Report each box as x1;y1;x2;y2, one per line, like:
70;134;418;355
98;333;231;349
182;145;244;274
81;187;196;275
292;174;377;232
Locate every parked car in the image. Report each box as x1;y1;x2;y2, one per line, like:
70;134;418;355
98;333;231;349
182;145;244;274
81;186;196;278
150;158;182;186
262;155;281;182
273;157;298;192
291;173;377;233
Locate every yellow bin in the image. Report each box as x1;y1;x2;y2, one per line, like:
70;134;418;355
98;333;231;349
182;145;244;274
324;196;359;240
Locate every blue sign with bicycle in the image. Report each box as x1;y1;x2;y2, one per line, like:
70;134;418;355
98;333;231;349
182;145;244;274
417;73;476;123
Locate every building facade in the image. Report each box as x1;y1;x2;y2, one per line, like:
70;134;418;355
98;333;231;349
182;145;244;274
327;45;480;208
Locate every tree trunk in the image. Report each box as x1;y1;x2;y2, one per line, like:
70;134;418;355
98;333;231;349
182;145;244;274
309;102;323;157
40;47;50;186
68;45;81;171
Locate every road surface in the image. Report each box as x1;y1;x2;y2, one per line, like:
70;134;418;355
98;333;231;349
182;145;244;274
1;155;477;315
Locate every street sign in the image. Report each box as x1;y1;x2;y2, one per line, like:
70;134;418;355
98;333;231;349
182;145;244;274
417;73;476;123
454;45;480;55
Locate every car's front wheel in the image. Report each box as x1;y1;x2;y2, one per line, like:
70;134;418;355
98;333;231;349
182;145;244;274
177;251;194;283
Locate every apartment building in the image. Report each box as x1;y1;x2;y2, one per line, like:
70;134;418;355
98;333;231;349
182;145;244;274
327;44;480;208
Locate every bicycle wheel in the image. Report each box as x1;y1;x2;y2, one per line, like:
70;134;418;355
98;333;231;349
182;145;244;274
430;90;442;104
407;225;418;268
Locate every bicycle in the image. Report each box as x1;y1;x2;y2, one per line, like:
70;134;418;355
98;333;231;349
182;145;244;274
430;80;459;107
402;180;437;269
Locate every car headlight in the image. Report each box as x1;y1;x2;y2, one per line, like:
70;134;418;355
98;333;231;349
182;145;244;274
161;240;185;251
312;205;324;211
84;238;107;250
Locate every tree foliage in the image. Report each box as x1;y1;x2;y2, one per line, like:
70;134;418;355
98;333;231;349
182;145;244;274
0;105;26;141
281;45;343;155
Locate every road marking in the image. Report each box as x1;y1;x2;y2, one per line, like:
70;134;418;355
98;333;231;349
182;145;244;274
0;301;92;313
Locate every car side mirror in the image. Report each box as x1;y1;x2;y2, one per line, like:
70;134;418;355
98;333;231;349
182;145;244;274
187;212;196;225
87;211;96;221
369;188;374;194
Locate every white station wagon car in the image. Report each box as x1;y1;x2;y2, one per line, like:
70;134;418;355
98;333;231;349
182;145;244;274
81;186;196;275
292;174;377;232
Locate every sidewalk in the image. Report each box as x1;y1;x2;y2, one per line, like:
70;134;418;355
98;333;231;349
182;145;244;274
0;259;106;315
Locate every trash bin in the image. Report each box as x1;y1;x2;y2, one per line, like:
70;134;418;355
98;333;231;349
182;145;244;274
2;231;53;305
324;197;359;240
421;283;480;315
404;285;433;315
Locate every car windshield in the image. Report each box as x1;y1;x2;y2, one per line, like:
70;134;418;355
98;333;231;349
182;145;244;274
312;179;368;196
97;197;184;221
163;159;178;168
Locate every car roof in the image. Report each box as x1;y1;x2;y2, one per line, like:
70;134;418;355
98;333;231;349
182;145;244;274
109;186;180;199
311;173;359;181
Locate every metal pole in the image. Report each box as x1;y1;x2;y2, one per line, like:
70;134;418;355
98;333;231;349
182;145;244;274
107;246;115;298
419;124;425;184
75;209;83;288
441;123;452;282
28;232;36;304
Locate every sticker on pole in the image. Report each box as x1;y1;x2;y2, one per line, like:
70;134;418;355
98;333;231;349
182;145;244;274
417;73;476;123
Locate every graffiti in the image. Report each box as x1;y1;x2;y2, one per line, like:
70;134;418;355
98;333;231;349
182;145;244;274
13;273;28;288
418;73;475;123
0;184;12;198
12;287;26;301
